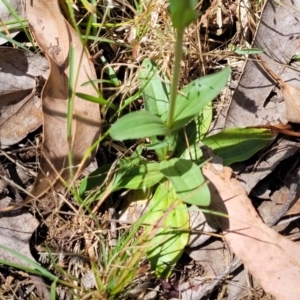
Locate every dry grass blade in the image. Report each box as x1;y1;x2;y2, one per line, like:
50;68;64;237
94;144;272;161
24;0;101;200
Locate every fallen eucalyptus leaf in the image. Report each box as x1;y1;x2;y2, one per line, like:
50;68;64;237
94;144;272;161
0;47;48;148
203;163;300;299
0;207;39;268
24;0;101;199
258;56;300;123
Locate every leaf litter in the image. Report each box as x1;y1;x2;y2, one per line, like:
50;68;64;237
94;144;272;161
0;47;48;148
0;0;100;297
23;0;101;201
1;0;300;299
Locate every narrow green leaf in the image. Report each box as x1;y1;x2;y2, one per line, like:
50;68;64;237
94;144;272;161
229;44;263;55
114;161;164;190
159;158;210;206
138;59;178;159
292;53;300;61
116;90;142;114
110;111;169;140
203;128;274;165
50;281;57;300
79;163;111;196
169;0;198;29
144;181;189;278
180;128;274;165
0;245;58;281
98;53;120;87
79;148;144;196
172;67;230;130
76;92;117;109
138;59;170;122
81;79;117;86
79;148;143;196
1;0;35;48
197;103;213;140
0;32;28;50
79;160;164;197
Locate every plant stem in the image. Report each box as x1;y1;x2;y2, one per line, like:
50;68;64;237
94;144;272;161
167;28;184;129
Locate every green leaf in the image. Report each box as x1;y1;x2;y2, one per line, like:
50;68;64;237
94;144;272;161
144;181;189;278
79;163;111;196
114;161;165;190
172;67;230;130
159;158;210;206
149;130;178;160
229;44;263;55
169;0;198;29
138;59;170;122
98;53;120;87
203;128;274;165
138;59;179;159
50;281;57;300
180;128;274;165
0;245;58;281
292;53;300;61
79;159;164;197
173;121;196;158
79;146;143;196
197;103;212;140
110;111;169;140
76;92;117;109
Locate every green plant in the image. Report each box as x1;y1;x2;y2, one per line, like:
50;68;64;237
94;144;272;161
80;0;273;281
0;0;274;297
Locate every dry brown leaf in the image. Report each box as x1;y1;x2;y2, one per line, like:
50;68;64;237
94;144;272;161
0;47;48;148
222;0;300;129
271;184;300;217
0;0;24;45
258;56;300;123
0;204;39;267
23;0;101;200
280;82;300;123
202;163;300;299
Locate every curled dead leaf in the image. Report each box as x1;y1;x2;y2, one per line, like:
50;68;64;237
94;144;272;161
203;163;300;299
0;47;49;148
23;0;101;200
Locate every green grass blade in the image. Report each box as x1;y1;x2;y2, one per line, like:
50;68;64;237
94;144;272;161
50;280;57;300
76;92;117;109
0;32;28;50
0;245;58;281
1;0;35;47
